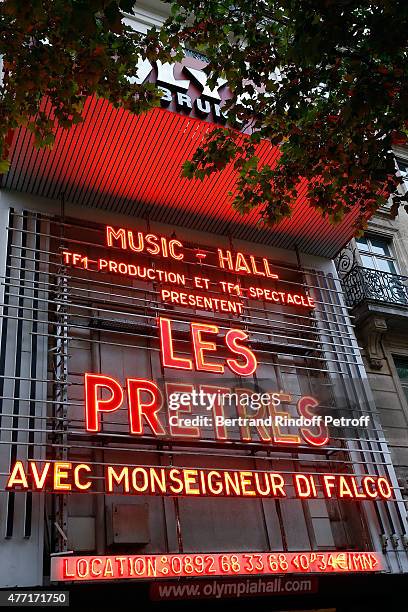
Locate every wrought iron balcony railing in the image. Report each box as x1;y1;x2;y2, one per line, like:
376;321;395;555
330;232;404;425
342;265;408;309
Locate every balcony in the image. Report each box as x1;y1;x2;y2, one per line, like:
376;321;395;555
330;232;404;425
337;261;408;369
342;266;408;309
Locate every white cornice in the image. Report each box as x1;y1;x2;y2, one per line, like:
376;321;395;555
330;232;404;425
123;1;170;33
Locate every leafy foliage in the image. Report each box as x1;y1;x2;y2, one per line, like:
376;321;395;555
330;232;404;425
1;0;408;232
163;0;408;232
0;1;173;167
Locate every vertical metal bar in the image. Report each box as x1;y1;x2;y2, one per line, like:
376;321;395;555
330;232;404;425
328;269;408;570
272;357;289;551
313;269;391;565
91;319;106;555
147;218;177;553
24;213;41;538
0;209;13;433
52;202;69;553
6;211;27;538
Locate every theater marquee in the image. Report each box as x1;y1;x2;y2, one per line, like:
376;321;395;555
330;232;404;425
3;216;393;584
55;224;325;447
51;551;384;582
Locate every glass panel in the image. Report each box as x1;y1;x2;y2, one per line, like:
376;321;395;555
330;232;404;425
361;254;375;269
394;357;408;380
397;160;408;176
370;238;391;257
355;237;368;249
375;257;397;274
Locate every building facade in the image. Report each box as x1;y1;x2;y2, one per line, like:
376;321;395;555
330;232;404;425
0;3;407;610
337;147;408;510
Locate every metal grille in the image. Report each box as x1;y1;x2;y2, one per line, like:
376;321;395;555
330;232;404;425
342;265;408;308
0;209;407;575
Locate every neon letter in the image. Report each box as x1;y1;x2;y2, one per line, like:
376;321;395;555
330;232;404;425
127;378;165;435
159;318;193;370
106;226;127;249
85;373;124;432
225;329;257;376
191;323;223;373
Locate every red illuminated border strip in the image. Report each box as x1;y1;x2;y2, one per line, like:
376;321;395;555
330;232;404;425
51;551;384;582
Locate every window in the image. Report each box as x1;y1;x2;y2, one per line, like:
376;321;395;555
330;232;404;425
396;158;408;187
394;356;408;405
355;235;398;274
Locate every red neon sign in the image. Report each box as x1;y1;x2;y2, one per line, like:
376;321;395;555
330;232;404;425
51;551;384;582
84;373;124;432
247;286;315;308
63;224;318;315
83;374;329;446
6;461;394;501
166;382;200;438
158;317;257;376
159;317;193;370
217;249;279;278
85;375;166;436
63;230;316;312
191;322;224;373
127;379;165;436
160;288;244;314
62;250;315;310
105;226;281;280
297;396;329;447
225;329;257;376
106;226;184;261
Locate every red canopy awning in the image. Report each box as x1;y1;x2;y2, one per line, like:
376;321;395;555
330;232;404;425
2;98;359;257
